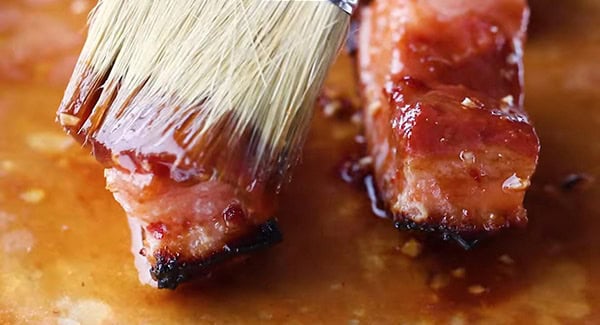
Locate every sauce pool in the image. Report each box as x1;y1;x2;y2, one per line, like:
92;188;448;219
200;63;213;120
0;0;599;323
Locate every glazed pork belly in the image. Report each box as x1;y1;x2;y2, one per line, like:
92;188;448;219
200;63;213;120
358;0;540;241
105;168;280;289
57;90;282;289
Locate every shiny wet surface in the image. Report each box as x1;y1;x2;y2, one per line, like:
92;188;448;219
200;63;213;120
0;0;599;323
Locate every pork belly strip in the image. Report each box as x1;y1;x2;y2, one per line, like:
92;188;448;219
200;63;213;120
57;75;282;289
105;168;280;289
358;0;540;238
58;140;280;289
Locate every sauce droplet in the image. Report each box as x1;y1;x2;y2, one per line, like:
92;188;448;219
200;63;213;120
459;151;476;164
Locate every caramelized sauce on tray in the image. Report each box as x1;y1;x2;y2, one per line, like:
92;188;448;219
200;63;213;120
1;0;599;323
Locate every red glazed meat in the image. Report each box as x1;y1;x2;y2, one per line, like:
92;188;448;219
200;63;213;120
57;74;282;289
105;168;280;289
358;0;540;242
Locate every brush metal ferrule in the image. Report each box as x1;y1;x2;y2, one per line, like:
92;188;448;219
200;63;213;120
329;0;358;15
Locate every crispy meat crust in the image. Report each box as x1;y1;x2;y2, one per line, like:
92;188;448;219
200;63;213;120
149;220;281;289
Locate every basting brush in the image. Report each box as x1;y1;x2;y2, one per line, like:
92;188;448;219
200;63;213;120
56;0;357;289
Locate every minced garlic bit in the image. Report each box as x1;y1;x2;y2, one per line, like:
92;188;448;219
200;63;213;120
27;132;74;154
323;100;342;117
502;173;531;192
58;113;81;127
20;188;46;204
451;267;466;279
351;112;362;126
367;100;382;116
500;95;515;113
358;156;374;169
501;95;514;107
401;238;423;258
468;285;487;295
459;151;475;164
430;273;450;290
498;254;515;265
461;97;479;109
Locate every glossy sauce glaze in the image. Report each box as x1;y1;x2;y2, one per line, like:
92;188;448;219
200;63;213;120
358;0;539;238
0;0;599;323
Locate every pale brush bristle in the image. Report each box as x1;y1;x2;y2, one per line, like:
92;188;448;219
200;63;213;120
59;0;349;185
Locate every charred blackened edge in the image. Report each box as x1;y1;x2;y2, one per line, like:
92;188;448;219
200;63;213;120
150;219;282;290
360;174;483;249
393;218;484;250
